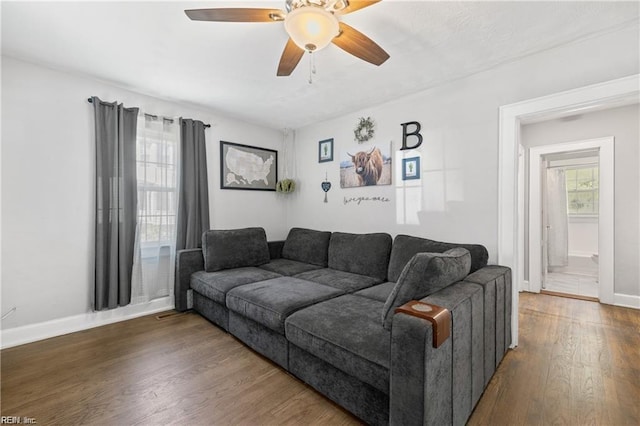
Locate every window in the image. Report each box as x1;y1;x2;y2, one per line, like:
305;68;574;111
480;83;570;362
136;116;179;252
565;165;598;215
131;115;179;303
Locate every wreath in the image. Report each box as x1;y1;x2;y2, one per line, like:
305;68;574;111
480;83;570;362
354;117;375;143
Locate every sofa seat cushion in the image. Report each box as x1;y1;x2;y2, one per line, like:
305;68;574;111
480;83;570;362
190;268;282;305
259;258;323;276
282;227;332;267
354;281;396;302
388;234;488;282
226;277;344;334
294;268;382;292
328;232;392;281
202;227;270;272
285;295;390;394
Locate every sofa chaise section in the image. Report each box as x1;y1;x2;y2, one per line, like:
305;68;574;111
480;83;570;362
286;294;391;425
226;276;344;367
190;267;281;330
286;248;475;426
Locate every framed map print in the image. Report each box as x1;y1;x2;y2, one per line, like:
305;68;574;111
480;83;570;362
220;141;278;191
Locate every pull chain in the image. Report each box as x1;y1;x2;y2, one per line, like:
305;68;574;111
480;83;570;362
308;51;317;84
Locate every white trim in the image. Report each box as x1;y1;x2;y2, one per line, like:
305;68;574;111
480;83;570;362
498;74;640;348
0;297;174;349
527;138;614;304
614;293;640;309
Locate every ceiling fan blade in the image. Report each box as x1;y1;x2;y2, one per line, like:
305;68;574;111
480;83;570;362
332;22;389;66
277;39;305;76
340;0;381;15
184;8;285;23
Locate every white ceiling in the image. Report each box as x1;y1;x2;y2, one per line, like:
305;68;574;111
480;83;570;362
2;1;638;130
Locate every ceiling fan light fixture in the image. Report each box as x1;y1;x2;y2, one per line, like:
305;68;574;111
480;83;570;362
284;6;339;52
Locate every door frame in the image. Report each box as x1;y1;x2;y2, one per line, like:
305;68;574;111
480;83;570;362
498;74;639;348
528;138;614;302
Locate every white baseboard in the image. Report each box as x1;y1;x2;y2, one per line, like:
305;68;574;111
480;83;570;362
614;293;640;309
520;280;531;292
0;297;174;349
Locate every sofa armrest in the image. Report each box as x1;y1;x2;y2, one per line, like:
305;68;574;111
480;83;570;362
463;265;513;383
390;281;485;426
268;240;285;260
390;310;452;425
395;301;451;348
175;248;204;312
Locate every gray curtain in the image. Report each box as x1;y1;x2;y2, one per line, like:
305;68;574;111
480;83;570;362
92;97;139;310
176;118;210;250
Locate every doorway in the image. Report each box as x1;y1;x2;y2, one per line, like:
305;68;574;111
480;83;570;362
498;74;638;347
528;138;614;301
542;151;599;298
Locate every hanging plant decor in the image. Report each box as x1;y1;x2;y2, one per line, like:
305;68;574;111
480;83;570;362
276;128;296;194
276;178;296;193
354;116;375;144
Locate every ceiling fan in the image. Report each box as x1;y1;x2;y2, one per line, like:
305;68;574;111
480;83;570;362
185;0;390;76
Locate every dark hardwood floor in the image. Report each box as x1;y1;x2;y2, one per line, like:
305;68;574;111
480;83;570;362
469;293;640;425
1;292;639;425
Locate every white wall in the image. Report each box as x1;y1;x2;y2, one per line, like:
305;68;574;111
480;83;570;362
2;22;639;341
522;104;640;296
568;218;599;257
287;25;638;267
1;56;286;332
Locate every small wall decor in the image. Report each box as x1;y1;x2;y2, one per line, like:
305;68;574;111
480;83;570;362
402;156;421;180
343;196;391;205
321;172;332;203
318;138;334;163
276;178;296;193
354;116;375;144
340;144;392;188
220;141;277;191
276;129;296;194
400;121;423;150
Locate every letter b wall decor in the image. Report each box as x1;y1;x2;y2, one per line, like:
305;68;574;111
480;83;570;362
400;121;423;150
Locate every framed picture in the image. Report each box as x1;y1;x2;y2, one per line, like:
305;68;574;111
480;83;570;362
402;156;420;180
319;138;334;163
340;144;392;188
220;141;278;191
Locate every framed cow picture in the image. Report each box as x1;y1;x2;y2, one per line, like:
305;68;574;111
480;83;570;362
340;144;392;188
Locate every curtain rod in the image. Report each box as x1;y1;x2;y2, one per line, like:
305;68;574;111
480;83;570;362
87;97;211;128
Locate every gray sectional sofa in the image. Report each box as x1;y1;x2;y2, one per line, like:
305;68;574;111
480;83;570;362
175;227;512;425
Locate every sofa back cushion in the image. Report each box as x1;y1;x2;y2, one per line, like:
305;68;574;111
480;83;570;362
387;234;488;282
202;227;270;272
382;248;471;330
328;232;392;281
282;228;332;267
